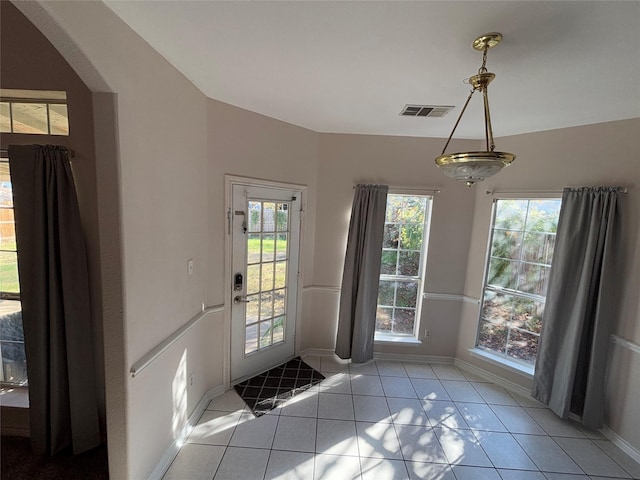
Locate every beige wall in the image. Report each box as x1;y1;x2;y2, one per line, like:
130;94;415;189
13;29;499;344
206;99;319;306
309;133;479;357
0;0;106;429
12;0;640;475
12;1;211;478
206;98;319;382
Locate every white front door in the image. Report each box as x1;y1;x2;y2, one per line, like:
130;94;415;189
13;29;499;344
230;183;301;383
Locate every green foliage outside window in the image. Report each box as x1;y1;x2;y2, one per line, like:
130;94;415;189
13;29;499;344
478;199;561;364
376;194;430;336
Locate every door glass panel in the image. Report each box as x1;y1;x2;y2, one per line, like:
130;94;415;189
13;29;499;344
245;324;258;354
273;289;286;316
247;233;261;263
243;199;290;355
261;263;274;291
260;291;273;320
276;204;288;231
274;261;287;289
262;234;275;262
246;295;259;324
248;201;261;232
246;264;260;295
262;202;276;232
275;233;288;261
272;317;284;343
260;320;273;348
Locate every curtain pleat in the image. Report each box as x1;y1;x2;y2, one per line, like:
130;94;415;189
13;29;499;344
335;185;388;363
8;145;100;455
532;186;622;428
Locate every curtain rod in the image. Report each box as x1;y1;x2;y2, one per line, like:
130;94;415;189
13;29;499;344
0;147;75;158
486;187;628;195
353;185;441;194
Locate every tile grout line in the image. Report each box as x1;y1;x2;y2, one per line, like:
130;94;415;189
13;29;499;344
347;366;364;479
170;358;640;480
312;372;319;480
262;407;282;480
210;407;244;480
591;437;638;479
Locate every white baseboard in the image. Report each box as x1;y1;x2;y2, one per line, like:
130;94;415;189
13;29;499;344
602;425;640;466
300;348;336;358
147;384;226;480
454;358;536;400
374;352;454;364
300;348;454;365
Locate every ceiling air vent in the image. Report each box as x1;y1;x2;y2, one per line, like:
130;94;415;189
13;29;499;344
400;104;454;118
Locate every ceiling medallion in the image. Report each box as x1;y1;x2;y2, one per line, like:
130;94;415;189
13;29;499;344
435;32;515;186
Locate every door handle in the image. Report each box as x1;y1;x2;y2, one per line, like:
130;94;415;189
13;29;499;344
234;295;251;304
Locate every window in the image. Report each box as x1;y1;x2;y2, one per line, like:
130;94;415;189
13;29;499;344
476;198;561;365
0;157;27;385
376;193;432;338
0;89;69;136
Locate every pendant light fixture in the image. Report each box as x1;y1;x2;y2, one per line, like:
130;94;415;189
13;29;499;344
435;33;515;186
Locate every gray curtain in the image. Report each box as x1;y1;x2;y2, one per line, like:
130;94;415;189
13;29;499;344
8;145;100;455
335;184;388;363
532;186;622;428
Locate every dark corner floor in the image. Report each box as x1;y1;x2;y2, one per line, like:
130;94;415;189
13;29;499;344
0;436;108;480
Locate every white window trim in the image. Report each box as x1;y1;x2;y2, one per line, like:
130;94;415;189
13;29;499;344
469;347;534;378
375;189;433;342
374;332;423;346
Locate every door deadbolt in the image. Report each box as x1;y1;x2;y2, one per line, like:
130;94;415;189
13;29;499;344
234;273;243;291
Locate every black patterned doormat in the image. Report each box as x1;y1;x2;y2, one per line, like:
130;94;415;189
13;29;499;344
234;357;325;417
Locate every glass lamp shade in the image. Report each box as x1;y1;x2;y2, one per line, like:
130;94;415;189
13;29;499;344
434;151;515;186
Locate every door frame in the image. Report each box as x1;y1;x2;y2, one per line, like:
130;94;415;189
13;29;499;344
223;175;307;388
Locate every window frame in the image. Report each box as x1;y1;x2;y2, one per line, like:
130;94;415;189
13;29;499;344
0;154;27;386
475;196;562;369
1;89;69;136
374;190;433;341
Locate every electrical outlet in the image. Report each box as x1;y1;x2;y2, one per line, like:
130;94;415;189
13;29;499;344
424;329;431;339
188;373;194;389
187;259;194;276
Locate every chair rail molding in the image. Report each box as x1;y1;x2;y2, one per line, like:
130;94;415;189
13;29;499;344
130;304;225;377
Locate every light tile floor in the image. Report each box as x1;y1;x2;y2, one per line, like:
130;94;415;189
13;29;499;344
163;357;640;480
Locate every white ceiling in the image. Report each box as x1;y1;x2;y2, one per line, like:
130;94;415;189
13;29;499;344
104;1;640;139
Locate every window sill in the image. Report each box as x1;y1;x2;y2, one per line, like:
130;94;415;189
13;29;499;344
469;348;534;379
0;386;29;409
374;333;422;347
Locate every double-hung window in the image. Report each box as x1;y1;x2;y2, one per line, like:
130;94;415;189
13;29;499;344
476;198;561;366
375;193;432;340
0;156;27;385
